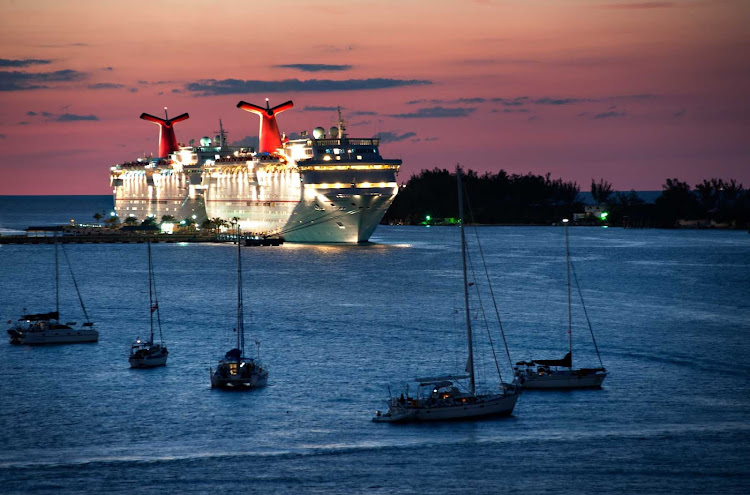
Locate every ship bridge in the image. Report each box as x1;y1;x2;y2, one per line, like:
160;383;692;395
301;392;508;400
296;137;401;170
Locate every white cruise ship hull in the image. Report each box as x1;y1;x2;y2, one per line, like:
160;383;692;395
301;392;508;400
283;192;397;243
203;167;300;236
112;168;205;223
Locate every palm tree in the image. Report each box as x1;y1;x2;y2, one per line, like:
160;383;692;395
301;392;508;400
182;218;196;232
211;217;228;234
141;217;158;227
124;216;139;226
591;178;613;205
93;212;103;223
161;215;176;223
104;215;119;228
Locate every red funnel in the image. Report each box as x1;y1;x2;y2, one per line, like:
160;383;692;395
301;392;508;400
140;111;189;158
237;100;293;154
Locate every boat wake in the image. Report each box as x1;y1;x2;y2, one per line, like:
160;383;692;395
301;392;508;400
3;421;748;471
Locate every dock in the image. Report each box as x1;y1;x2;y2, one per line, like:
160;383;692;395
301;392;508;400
0;226;284;246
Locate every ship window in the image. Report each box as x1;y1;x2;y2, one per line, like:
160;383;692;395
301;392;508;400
336;222;345;229
357;155;362;160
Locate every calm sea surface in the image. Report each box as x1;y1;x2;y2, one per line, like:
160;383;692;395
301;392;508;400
1;196;749;494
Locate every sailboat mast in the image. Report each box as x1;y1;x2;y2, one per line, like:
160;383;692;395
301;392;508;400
457;166;475;395
236;223;245;355
147;240;154;344
54;230;59;317
565;219;573;368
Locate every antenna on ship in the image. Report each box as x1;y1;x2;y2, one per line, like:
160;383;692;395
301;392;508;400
337;106;347;139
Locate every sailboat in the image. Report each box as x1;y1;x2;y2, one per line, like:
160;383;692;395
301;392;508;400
210;223;268;390
515;219;607;389
7;231;98;345
129;240;169;368
373;167;520;423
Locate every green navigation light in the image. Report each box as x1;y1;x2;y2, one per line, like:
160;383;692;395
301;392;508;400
426;215;431;221
600;212;609;220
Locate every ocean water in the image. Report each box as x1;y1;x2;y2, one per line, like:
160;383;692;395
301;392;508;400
0;196;114;234
0;197;749;494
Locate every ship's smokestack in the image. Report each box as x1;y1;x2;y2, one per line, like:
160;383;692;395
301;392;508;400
140;110;190;158
236;99;293;154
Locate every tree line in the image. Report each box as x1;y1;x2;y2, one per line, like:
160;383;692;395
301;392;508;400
382;168;750;229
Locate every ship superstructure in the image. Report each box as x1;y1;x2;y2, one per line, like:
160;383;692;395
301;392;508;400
110;101;401;243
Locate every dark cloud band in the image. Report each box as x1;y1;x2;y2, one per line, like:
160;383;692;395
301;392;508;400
0;58;52;67
0;69;85;91
375;131;417;143
185;78;432;96
87;83;125;89
274;64;352;72
390;106;476;118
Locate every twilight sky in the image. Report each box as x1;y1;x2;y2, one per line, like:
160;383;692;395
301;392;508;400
1;0;748;195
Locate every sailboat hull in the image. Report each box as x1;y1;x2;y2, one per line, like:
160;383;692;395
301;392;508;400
520;370;607;389
210;369;268;390
129;355;168;368
129;346;169;368
8;327;98;345
374;393;519;423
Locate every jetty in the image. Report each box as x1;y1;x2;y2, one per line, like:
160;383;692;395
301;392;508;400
0;226;283;247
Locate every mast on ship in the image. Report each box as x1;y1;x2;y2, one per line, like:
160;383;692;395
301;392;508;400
54;230;59;318
148;240;154;344
457;166;476;395
236;222;245;356
216;119;228;148
147;240;163;345
337;106;347;139
565;219;573;369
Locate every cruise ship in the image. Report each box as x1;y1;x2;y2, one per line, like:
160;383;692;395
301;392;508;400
110;100;401;243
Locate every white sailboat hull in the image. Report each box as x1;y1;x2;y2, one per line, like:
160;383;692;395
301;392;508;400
520;370;607;389
8;327;98;345
374;393;519;423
